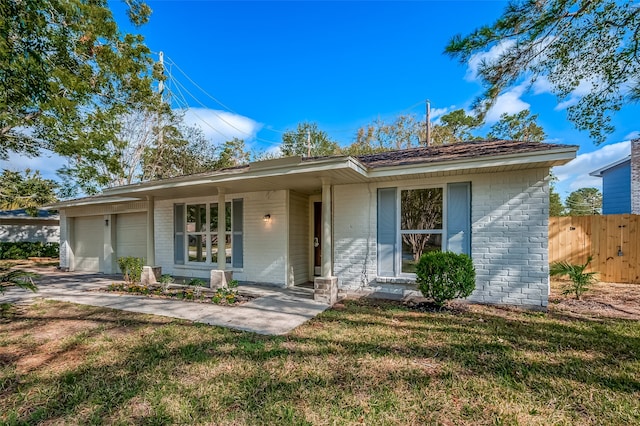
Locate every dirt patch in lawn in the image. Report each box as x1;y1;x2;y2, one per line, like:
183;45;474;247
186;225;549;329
549;280;640;320
0;301;172;375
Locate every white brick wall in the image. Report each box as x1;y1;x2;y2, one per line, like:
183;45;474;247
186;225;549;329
332;169;550;308
155;190;288;286
469;169;549;308
333;183;377;290
59;210;69;269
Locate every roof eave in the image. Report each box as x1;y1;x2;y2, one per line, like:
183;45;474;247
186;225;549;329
588;156;631;177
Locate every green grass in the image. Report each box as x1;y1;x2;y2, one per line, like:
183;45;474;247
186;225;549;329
1;299;639;425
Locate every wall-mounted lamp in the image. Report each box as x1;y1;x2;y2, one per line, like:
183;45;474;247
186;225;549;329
263;214;271;223
105;219;109;227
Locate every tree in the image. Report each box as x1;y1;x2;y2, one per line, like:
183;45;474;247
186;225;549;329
445;0;640;143
57;109;225;196
565;187;602;216
341;114;424;155
549;184;565;216
0;0;157;158
215;138;250;169
430;109;483;145
488;110;546;142
0;169;58;216
280;122;339;157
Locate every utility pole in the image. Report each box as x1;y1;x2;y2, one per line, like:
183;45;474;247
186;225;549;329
157;51;164;148
425;99;431;147
307;129;311;157
151;51;165;180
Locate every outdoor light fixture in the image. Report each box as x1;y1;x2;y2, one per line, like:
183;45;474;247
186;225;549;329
263;214;271;223
105;219;109;227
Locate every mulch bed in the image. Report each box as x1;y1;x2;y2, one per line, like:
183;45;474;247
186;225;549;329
101;282;256;306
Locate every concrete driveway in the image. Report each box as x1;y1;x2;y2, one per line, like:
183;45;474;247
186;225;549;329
1;269;330;335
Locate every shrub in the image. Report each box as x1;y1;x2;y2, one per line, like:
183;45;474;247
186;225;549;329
117;256;143;284
416;251;476;307
550;256;597;300
188;278;206;287
0;242;59;259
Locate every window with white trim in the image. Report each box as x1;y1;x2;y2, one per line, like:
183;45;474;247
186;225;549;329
174;200;243;267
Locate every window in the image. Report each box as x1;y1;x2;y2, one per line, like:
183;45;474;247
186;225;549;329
400;188;443;273
378;183;470;277
174;199;243;267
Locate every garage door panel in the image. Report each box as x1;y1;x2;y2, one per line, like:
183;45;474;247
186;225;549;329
116;213;147;260
73;216;103;272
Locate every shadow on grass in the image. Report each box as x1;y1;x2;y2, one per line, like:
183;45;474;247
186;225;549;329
2;299;639;424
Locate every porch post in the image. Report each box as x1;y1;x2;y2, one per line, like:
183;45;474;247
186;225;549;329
321;181;332;277
217;188;226;270
141;196;160;285
314;179;338;305
146;196;155;266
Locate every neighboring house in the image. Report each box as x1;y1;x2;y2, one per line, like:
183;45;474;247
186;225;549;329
589;138;640;215
0;209;60;243
48;140;577;308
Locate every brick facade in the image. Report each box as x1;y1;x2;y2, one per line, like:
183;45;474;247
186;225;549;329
332;169;550;308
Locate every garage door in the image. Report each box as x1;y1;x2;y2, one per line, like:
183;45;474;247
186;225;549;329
73;216;104;272
116;212;147;260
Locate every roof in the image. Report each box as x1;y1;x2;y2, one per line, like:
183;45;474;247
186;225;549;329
589;156;631;177
0;209;59;220
48;140;578;209
356;139;575;168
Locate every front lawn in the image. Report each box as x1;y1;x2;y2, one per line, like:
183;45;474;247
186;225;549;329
1;296;639;425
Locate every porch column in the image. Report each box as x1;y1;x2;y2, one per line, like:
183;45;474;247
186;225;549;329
315;179;337;304
321;181;333;277
103;214;116;274
217;188;226;270
146;196;155;266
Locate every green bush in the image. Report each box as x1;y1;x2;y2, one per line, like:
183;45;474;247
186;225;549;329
550;256;597;300
416;251;476;307
117;256;143;284
0;242;59;259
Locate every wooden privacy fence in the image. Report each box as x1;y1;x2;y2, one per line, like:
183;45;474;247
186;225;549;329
549;214;640;284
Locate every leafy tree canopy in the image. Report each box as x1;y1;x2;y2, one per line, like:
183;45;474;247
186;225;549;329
0;0;157;159
565;187;602;216
446;0;640;143
430;109;483;145
280;122;339;157
488;110;546;142
0;169;58;216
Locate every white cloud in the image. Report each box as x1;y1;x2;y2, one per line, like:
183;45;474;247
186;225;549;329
554;79;596;111
1;151;66;182
484;84;530;123
181;107;262;145
553;140;630;195
624;130;640;140
465;40;515;83
531;76;553;95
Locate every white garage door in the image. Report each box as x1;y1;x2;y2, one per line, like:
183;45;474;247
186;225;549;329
73;216;104;272
116;212;147;261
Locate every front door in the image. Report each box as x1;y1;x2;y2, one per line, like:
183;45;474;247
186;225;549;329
313;201;322;276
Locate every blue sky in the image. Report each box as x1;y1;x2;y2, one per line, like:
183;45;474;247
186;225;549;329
4;0;639;200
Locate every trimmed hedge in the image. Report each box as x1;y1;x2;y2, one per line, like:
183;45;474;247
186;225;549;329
0;242;59;259
416;251;476;307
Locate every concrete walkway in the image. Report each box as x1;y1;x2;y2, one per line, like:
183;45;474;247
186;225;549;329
0;270;330;335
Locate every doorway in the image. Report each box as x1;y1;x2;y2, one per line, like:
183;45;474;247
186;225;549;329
313;201;322;276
